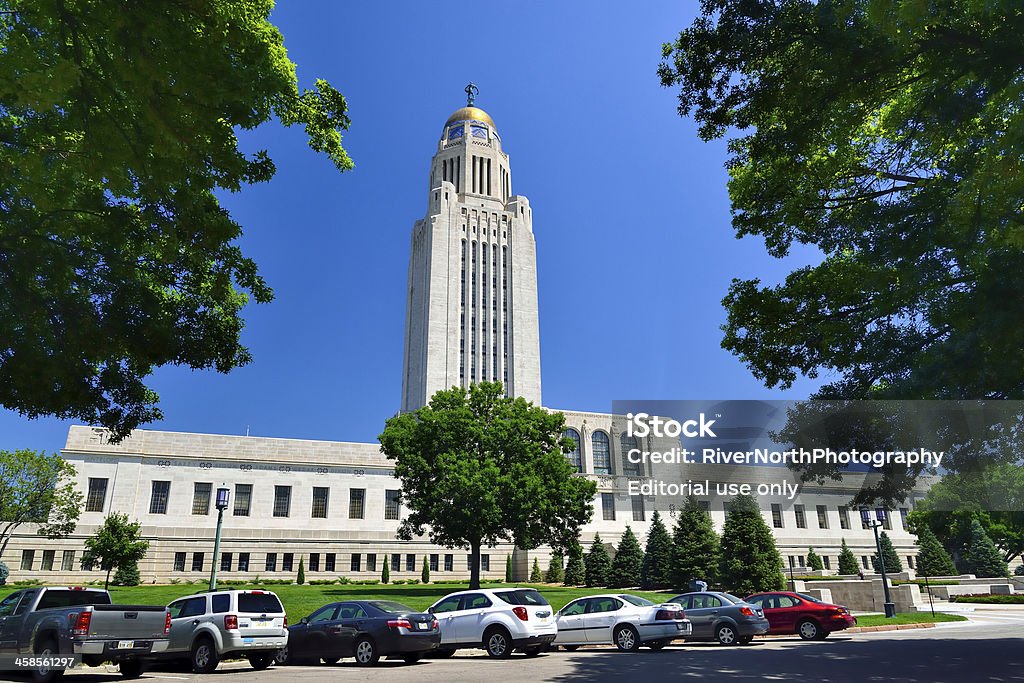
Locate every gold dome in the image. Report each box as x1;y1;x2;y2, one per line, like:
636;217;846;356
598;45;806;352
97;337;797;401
445;106;496;130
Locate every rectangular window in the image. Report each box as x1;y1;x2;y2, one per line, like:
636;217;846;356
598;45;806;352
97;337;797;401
823;556;831;570
282;553;294;572
384;490;401;520
724;501;734;517
192;552;204;572
799;555;805;567
907;555;915;569
174;552;186;572
311;487;329;518
221;553;233;571
149;481;171;514
794;504;806;529
41;549;54;571
85;478;108;512
61;550;75;571
391;554;400;572
699;500;711;516
817;505;829;529
882;510;892;530
367;554;377;572
238;553;250;572
325;553;336;572
405;554;415;572
192;482;212;515
349;489;365;519
233;484;252;517
444;554;453;572
273;486;292;518
862;555;870;569
602;493;616;521
899;507;909;530
265;553;277;572
481;554;490;572
631;495;645;522
771;504;784;528
788;556;795;568
309;553;320;572
430;554;439;572
839;506;851;530
349;554;360;572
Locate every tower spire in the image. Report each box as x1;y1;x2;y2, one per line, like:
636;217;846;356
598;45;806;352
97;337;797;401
465;82;479;107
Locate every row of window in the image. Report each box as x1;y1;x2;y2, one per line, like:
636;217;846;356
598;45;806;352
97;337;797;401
86;478;402;520
172;551;494;574
771;504;910;532
786;553;917;572
562;429;641;476
18;549;77;571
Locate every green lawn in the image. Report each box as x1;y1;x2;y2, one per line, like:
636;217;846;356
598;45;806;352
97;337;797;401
854;612;967;627
0;583;678;624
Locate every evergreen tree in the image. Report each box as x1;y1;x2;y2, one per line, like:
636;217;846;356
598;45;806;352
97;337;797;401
641;511;674;589
297;557;306;585
838;538;859;575
914;524;957;577
112;562;141;586
530;558;544;583
505;554;514;583
671;496;720;589
421;556;430;584
545;549;564;584
608;527;644;588
585;534;611;587
381;555;390;584
959;518;1008;577
806;547;823;571
564;541;586;586
871;531;903;573
719;494;785;594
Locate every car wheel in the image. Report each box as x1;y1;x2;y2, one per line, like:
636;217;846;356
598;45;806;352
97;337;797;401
484;626;513;658
248;653;274;670
322;657;340;665
274;647;290;665
354;637;379;666
522;646;543;657
614;625;641;652
562;645;580;652
119;660;145;679
403;653;422;664
31;637;63;683
798;619;820;641
647;640;669;650
817;630;830;640
737;636;753;645
715;623;738;646
190;636;220;674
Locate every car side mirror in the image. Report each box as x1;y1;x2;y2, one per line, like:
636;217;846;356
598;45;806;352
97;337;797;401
427;607;435;614
299;617;308;625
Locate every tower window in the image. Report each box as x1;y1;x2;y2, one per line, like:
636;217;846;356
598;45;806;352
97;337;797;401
592;431;611;475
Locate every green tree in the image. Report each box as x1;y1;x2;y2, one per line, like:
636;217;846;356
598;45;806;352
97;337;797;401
381;555;390;584
421;556;430;584
914;524;957;577
959;519;1009;577
297;557;305;585
545;549;564;584
0;561;8;585
659;2;1024;502
871;531;904;574
379;382;596;589
530;558;543;583
80;512;149;590
505;554;514;583
113;563;141;587
719;495;785;594
585;534;611;588
0;0;353;440
670;496;720;589
640;511;673;590
838;538;860;575
608;527;644;589
0;449;82;561
806;548;823;571
564;540;585;586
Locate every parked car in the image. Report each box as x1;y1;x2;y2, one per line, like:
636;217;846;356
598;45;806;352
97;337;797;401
276;600;440;666
554;594;691;652
668;591;770;645
156;589;287;673
745;591;856;640
427;587;557;658
0;586;170;683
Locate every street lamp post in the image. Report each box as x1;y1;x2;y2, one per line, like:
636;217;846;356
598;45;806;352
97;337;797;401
861;507;896;618
209;486;230;592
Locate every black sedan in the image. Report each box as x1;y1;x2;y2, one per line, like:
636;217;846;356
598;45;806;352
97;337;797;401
276;600;440;666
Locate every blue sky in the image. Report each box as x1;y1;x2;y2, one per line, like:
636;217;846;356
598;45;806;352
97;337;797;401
1;0;825;453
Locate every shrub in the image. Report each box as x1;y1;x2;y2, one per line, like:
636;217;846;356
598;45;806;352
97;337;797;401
0;561;8;585
113;563;141;586
530;558;544;583
1015;564;1024;576
545;549;564;584
422;556;430;584
382;555;390;584
297;558;305;585
806;548;823;571
564;540;586;586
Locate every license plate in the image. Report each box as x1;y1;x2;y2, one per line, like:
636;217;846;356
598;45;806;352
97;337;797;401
117;641;134;649
417;622;428;630
243;638;254;644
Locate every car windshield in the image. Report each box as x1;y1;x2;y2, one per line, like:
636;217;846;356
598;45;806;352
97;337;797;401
493;589;549;606
368;601;417;614
718;593;745;604
797;593;823;603
238;593;283;614
620;595;654;607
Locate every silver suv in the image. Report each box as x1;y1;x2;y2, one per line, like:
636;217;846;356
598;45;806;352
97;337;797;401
427;588;557;658
158;589;287;673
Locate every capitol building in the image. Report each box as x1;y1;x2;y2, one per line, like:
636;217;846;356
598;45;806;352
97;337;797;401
7;93;930;584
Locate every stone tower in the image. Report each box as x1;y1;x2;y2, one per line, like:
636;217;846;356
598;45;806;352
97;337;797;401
401;88;541;412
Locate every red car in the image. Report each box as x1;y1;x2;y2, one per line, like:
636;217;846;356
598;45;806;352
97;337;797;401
744;592;856;640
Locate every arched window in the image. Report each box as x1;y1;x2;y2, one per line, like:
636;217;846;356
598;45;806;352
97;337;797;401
621;433;640;476
592;431;610;475
563;429;582;473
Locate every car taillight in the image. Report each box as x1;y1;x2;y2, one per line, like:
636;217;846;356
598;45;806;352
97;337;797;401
513;606;529;621
431;618;439;630
739;606;754;616
72;611;92;636
164;611;172;635
283;615;288;628
656;609;685;620
224;615;238;630
387;619;412;629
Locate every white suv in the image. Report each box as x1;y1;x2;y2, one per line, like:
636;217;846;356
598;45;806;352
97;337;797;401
427;588;557;658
